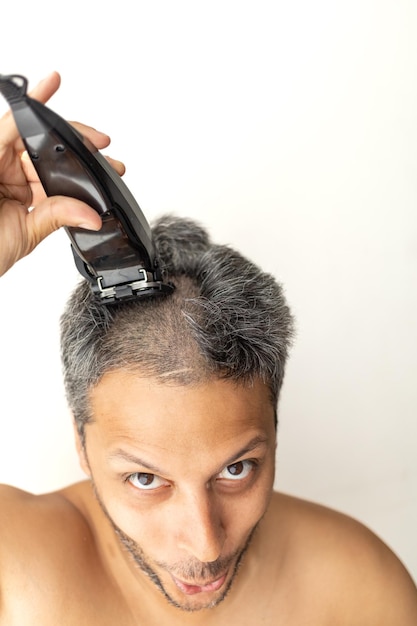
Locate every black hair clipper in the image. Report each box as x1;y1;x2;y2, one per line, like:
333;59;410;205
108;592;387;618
0;73;174;304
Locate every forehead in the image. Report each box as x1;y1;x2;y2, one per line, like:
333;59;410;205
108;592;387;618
87;371;275;461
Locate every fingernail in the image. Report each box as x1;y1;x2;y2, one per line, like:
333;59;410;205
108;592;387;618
77;222;100;231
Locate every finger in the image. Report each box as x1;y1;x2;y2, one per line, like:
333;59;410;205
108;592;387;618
28;71;61;104
69;123;126;174
27;196;102;249
71;121;111;150
104;156;126;176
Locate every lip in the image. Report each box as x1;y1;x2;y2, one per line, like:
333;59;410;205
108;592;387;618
171;572;228;595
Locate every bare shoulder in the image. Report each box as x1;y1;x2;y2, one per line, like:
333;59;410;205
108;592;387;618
0;483;127;623
0;481;95;579
267;492;417;625
0;481;91;536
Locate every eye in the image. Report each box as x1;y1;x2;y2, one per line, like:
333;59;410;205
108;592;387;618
217;460;254;481
127;472;168;491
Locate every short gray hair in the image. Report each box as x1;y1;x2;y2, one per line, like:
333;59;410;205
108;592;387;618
60;215;295;438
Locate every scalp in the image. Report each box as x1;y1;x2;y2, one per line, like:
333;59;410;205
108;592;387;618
60;215;295;437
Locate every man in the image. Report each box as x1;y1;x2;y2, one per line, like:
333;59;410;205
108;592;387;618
0;72;416;625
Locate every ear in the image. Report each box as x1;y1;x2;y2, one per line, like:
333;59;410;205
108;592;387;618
72;419;91;477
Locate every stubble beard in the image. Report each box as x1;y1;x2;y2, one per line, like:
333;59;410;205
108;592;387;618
113;524;254;611
92;482;257;612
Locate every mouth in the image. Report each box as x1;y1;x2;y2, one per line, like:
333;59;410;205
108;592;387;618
171;571;228;596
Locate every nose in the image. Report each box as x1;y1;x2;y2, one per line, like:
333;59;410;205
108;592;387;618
176;489;225;563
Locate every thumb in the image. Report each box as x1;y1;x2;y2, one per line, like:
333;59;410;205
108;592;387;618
26;195;102;248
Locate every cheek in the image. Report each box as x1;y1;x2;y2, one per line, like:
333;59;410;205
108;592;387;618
224;457;275;538
109;500;163;544
234;464;275;527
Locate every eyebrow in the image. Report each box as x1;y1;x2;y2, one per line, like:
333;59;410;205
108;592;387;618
108;450;161;473
222;435;269;468
108;435;269;475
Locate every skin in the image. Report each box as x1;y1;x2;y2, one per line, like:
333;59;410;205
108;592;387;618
80;372;277;613
0;73;416;624
0;372;417;624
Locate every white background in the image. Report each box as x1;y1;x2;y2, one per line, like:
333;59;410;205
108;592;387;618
0;1;416;581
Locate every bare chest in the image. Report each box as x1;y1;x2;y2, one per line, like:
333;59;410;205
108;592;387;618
1;568;329;626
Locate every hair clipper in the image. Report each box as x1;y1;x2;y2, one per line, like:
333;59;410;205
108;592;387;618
0;73;174;304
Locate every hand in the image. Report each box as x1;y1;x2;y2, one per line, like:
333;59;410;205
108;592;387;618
0;71;125;276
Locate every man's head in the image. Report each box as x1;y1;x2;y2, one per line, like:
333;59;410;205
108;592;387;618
60;214;294;441
59;214;294;611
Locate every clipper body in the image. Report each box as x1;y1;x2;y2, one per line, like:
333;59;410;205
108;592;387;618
0;74;173;303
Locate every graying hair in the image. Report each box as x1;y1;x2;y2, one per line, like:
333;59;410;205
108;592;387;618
60;215;295;438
